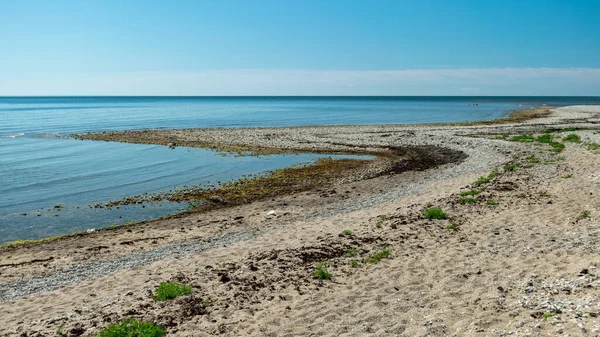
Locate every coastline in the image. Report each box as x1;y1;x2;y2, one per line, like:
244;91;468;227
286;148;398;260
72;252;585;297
2;105;600;336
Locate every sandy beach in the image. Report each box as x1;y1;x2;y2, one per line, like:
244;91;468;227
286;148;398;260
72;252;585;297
2;105;600;336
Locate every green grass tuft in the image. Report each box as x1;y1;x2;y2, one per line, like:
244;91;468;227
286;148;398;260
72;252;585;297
563;134;582;143
460;190;480;196
486;200;498;205
503;162;521;172
155;281;192;301
340;229;353;236
578;210;591;220
314;261;332;280
458;197;477;204
366;247;391;264
351;260;360;268
535;134;565;152
445;225;457;230
526;155;540;163
587;142;600;151
562;173;573;178
345;248;357;258
98;319;166;337
473;169;497;186
423;207;447;220
511;134;535;142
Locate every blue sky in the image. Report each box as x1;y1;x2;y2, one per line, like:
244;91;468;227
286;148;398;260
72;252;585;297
1;0;599;95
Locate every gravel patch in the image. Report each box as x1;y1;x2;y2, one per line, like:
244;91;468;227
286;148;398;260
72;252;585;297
0;231;257;302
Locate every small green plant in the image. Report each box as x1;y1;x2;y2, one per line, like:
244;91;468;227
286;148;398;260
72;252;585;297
526;155;540;163
494;134;508;140
503;162;521;172
56;326;65;336
562;173;573;178
543;312;554;319
587;142;600;151
511;134;535;142
458;197;477;204
366;246;391;264
346;248;357;257
578;210;591;220
378;215;389;221
351;260;360;268
445;224;457;230
376;222;382;228
536;134;565;152
155;281;192;301
424;207;447;220
473;169;497;186
486;200;498;205
314;261;332;280
425;202;432;207
543;156;566;164
98;319;166;337
460;190;480;196
563;134;582;143
340;229;353;236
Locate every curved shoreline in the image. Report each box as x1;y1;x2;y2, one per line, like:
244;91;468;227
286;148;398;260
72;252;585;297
4;106;599;248
3;106;600;336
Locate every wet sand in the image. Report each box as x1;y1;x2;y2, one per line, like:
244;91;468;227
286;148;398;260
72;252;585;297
2;106;600;336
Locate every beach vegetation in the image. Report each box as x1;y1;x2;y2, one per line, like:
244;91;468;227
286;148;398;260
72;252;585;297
562;173;573;178
351;260;360;268
511;134;535;142
526;155;540;163
563;134;582;143
366;246;391;264
503;162;521;172
445;224;457;230
168;157;372;208
346;248;357;257
460;190;480;196
458;197;477;204
486;200;498;205
378;215;389;221
424;207;447;220
578;210;591;220
494;134;508;140
97;319;166;337
340;229;353;236
543;312;554;319
473;169;497;186
376;222;382;228
535;134;565;152
543;156;566;164
587;142;600;151
155;281;192;301
314;261;332;280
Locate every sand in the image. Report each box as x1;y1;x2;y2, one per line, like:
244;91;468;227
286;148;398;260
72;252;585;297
2;106;600;336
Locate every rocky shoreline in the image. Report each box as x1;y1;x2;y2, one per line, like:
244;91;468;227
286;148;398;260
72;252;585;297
2;105;600;336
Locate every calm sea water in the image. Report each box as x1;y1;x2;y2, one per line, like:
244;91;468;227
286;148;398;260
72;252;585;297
1;96;599;243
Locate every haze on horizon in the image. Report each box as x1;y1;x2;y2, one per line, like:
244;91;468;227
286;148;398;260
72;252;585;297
1;0;599;96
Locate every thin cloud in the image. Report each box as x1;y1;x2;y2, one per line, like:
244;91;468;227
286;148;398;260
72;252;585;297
1;68;599;96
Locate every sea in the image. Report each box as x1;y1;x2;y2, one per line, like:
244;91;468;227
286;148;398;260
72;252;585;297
1;96;599;244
